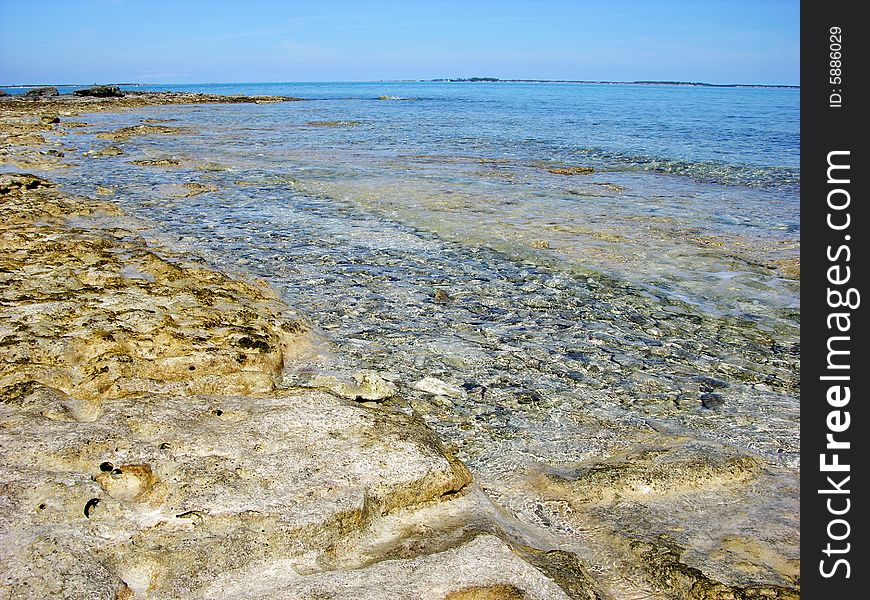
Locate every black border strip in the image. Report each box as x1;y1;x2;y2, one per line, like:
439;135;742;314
802;1;867;595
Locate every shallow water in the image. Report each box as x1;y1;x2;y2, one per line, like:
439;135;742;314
42;82;800;594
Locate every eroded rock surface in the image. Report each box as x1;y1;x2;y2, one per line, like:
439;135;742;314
204;535;571;600
1;389;475;598
0;177;310;400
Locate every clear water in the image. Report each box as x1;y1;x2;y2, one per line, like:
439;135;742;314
40;82;800;594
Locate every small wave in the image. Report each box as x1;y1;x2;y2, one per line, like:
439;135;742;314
575;148;799;188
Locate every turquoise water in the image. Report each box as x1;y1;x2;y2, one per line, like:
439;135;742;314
12;81;800;185
37;82;800;592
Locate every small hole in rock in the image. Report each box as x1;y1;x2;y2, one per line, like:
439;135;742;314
84;498;100;518
99;461;114;472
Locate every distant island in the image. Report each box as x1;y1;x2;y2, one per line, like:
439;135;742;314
428;77;799;89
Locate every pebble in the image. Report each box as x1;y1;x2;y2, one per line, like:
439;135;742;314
700;393;725;410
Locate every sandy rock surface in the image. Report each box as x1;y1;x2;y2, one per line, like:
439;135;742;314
0;174;310;401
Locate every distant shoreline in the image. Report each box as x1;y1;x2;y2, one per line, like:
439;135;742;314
428;78;799;89
1;79;800;90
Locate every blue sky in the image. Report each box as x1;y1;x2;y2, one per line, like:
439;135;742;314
0;0;799;85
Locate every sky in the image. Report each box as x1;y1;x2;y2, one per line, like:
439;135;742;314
0;0;800;86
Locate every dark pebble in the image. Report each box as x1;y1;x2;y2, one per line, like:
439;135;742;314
517;390;544;404
694;375;730;392
700;393;725;409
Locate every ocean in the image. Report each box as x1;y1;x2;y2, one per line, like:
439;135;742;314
41;81;800;592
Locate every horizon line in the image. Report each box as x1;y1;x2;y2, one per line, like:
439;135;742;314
0;78;800;89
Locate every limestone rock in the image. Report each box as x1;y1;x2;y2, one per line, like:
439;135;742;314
548;166;594;175
1;174;311;401
24;86;59;98
309;370;397;401
0;172;53;194
541;442;760;505
179;182;219;197
201;535;570;600
92;145;124;157
414;376;467;399
96;124;187;142
130;156;182;167
74;85;124;98
0;390;472;597
630;538;799;599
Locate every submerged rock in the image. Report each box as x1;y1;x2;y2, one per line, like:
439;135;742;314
414;376;468;399
630;537;799;599
309;370;398;401
130;156;182;167
92;145;124;157
96;124;187;141
548;166;594;175
543;443;760;505
179;181;219;197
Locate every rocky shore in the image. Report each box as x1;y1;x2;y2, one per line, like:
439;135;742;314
0;93;799;599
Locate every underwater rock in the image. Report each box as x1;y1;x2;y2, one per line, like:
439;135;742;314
91;145;124;157
309;370;398;401
96;124;187;141
630;537;799;599
414;376;468;399
543;444;760;505
130;156;182;167
548;166;594;175
179;182;219;197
